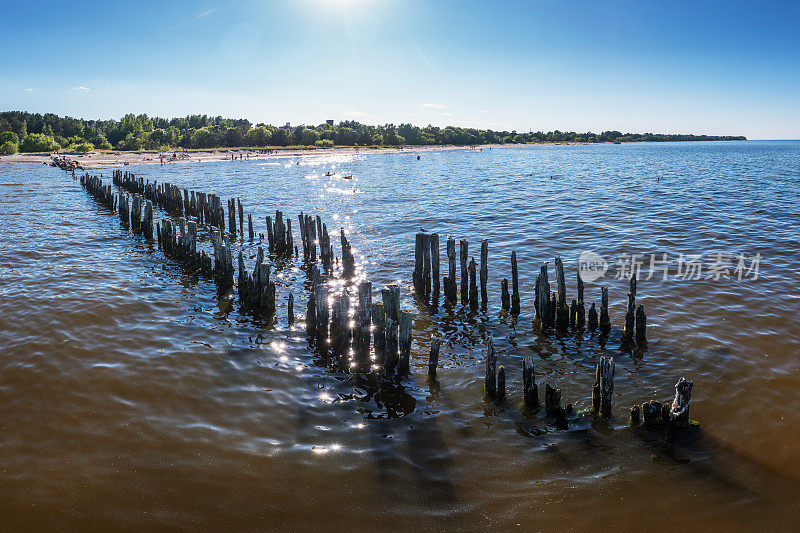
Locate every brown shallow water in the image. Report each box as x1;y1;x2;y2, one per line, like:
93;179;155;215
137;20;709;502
1;142;799;531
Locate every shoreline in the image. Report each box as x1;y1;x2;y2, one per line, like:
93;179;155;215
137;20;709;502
0;142;602;168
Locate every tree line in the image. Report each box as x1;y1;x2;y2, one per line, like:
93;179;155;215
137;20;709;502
0;111;746;154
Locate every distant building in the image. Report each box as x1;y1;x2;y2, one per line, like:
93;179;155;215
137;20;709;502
326;119;334;126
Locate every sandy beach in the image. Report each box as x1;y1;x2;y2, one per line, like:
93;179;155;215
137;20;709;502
0;142;594;169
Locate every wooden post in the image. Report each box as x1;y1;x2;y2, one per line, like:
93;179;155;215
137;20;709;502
468;257;478;312
288;293;294;325
315;269;329;350
669;377;694;427
523;358;538;409
569;299;577;329
511;252;520;316
484;334;496;398
555;257;569;329
421;233;432;300
535;263;552;328
635;305;647;342
496;366;506;401
642;400;662;426
430;233;440;303
599;286;611;333
592;356;615;418
587;302;598;332
414;233;424;294
399;310;412;373
237;198;243;235
459;239;468;305
544;383;561;412
372;301;386;356
479;239;488;310
623;292;635;340
383;285;400;371
501;279;510;311
428;340;440;377
630;405;641;426
444;237;457;305
356;281;372;355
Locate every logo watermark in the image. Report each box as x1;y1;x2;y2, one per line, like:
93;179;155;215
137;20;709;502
577;252;761;282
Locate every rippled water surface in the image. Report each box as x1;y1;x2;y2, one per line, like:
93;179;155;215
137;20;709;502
1;141;799;530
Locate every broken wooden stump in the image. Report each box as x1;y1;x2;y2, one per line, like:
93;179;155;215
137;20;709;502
522;358;538;409
484;334;497;398
428;339;440;377
592;356;615;418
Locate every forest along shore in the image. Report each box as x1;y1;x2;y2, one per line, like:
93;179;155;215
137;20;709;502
0;142;602;168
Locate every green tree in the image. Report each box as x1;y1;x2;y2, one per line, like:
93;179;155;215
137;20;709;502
19;133;60;152
93;134;112;150
300;128;319;145
0;141;18;154
0;132;19;144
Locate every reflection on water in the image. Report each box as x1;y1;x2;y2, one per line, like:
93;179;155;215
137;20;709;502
1;142;800;530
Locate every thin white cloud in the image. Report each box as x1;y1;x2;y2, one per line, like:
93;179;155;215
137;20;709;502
422;103;446;109
196;8;217;19
412;42;436;72
73;86;91;92
441;112;452;116
25;88;33;93
342;110;373;118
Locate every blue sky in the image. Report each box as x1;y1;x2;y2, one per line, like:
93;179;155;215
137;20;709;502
3;0;799;138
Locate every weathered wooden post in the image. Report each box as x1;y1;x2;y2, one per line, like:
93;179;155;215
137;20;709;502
459;239;468;305
428;340;440;377
414;233;424;295
623;292;635;340
501;279;510;312
237;198;243;236
372;301;386;357
288;293;294;325
544;383;561;412
588;302;598;332
599;286;611;333
443;237;457;305
314;269;329;351
511;252;520;316
523;358;538;409
399;310;412;373
430;233;440;303
535;263;552;329
592;356;615;418
468;258;478;312
484;334;497;398
496;366;506;401
382;285;400;371
248;214;254;241
554;257;569;329
669;377;694;427
356;281;372;355
635;305;647;342
421;233;432;300
479;239;488;310
642;400;662;426
630;404;641;426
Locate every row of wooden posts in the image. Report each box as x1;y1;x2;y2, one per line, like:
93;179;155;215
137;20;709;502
83;172;416;377
80;171;694;432
415;232;694;430
413;233;647;342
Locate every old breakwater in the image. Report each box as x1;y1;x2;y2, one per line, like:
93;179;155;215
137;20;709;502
78;169;696;440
